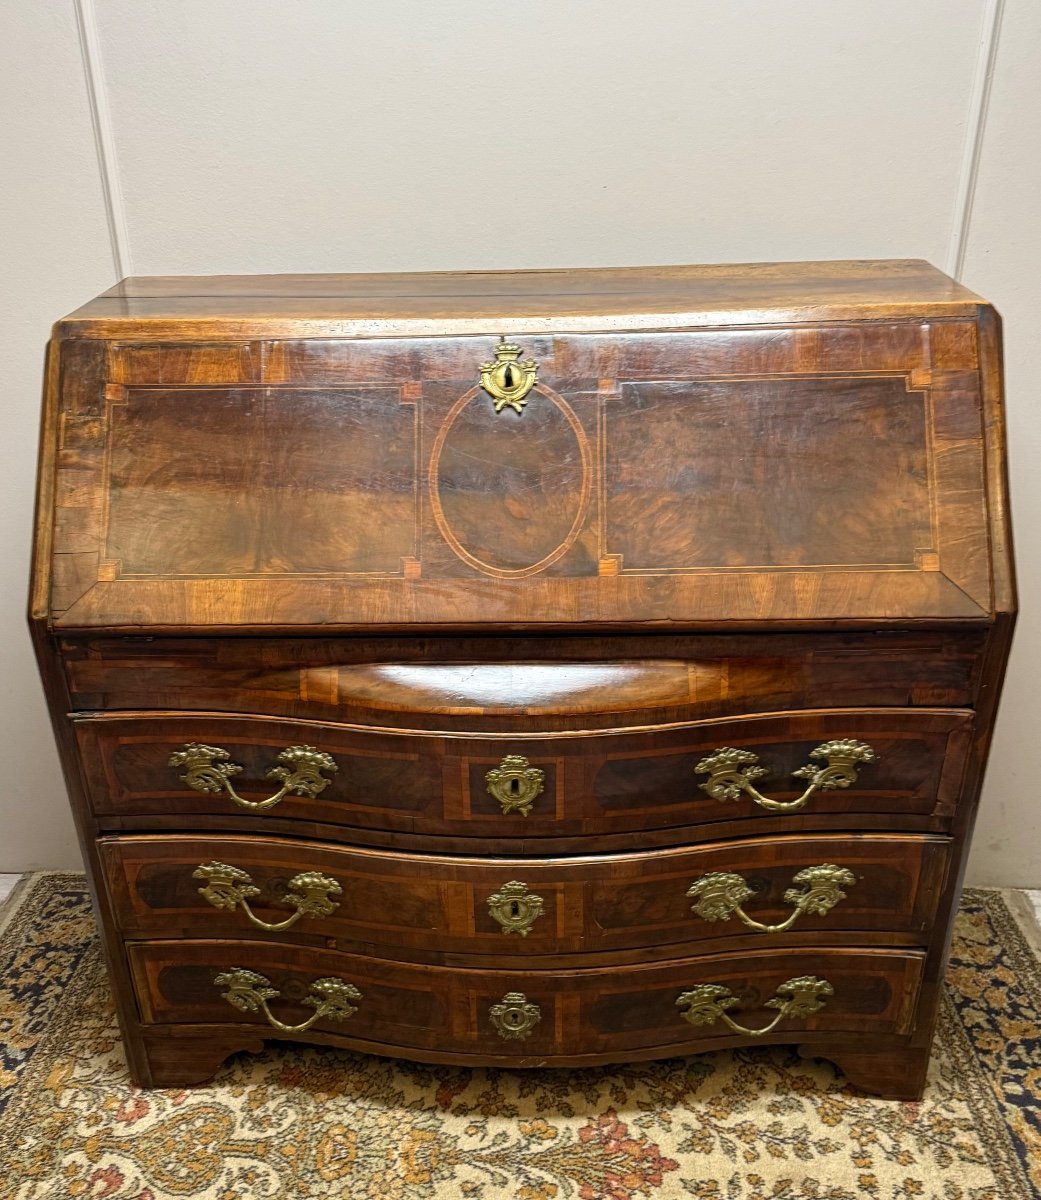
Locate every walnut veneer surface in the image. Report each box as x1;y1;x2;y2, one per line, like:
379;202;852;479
30;261;1015;1097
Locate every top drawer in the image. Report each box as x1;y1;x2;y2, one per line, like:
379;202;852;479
61;632;985;732
74;707;972;844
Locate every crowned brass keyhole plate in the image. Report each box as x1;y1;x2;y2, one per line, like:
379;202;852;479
478;337;538;413
486;881;545;936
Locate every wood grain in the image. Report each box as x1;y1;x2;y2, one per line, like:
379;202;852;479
100;831;948;958
28;261;1016;1097
127;939;925;1059
74;707;973;838
40;312;998;631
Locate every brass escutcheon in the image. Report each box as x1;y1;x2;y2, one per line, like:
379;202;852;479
694;739;877;813
193;861;343;932
485;754;545;816
686;864;856;933
676;975;833;1037
479;336;538;413
489;991;542;1040
215;967;361;1034
169;743;338;811
486;881;545;936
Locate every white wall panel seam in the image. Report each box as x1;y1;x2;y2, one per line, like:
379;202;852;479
947;0;1005;279
73;0;132;278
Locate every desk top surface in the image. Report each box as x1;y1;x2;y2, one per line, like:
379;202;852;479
58;260;985;340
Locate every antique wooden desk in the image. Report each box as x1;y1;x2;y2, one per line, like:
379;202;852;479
30;261;1015;1097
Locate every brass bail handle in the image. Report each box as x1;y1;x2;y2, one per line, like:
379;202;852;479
686;864;856;933
169;742;338;811
215;968;361;1034
694;739;877;814
193;861;343;932
677;975;834;1038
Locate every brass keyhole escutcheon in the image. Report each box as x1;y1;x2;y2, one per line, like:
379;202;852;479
485;755;545;816
486;881;545;936
489;991;542;1040
479;337;538;413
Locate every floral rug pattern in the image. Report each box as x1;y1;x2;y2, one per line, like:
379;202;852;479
0;876;1038;1199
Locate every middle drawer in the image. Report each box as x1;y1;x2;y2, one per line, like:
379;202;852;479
101;832;947;958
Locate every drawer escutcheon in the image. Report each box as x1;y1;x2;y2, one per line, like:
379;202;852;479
215;968;361;1033
677;975;833;1037
694;740;877;813
686;864;856;933
193;861;343;932
489;991;542;1040
168;743;338;811
485;755;546;816
486;881;545;936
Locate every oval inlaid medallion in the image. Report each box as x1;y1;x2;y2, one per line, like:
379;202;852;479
429;385;592;578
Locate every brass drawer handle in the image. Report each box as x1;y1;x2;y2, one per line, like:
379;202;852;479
193;861;343;932
169;743;338;811
486;881;544;935
686;864;856;933
479;337;538;413
489;991;542;1040
215;968;361;1034
485;754;545;816
677;975;833;1038
694;739;877;813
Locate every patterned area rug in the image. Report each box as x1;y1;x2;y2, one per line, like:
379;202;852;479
0;876;1038;1200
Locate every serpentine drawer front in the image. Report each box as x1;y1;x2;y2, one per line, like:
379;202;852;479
99;832;948;956
126;940;925;1063
75;708;972;839
30;262;1015;1097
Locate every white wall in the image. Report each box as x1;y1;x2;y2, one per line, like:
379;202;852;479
2;0;1036;883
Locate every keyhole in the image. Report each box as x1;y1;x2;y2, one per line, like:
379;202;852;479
510;900;521;918
503;365;515;388
510;778;520;795
506;1011;523;1028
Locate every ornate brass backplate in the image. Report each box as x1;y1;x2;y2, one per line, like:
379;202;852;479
479;336;538;413
485;754;546;816
694;739;877;813
489;991;542;1040
686;863;856;933
193;861;343;932
215;968;361;1034
486;880;545;936
169;743;338;811
676;975;833;1037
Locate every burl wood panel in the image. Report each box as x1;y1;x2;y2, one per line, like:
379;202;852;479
100;832;947;958
61;630;986;732
105;387;417;577
75;708;972;838
41;315;997;630
127;939;924;1059
607;376;928;570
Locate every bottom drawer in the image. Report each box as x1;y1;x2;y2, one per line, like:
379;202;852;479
128;940;924;1061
